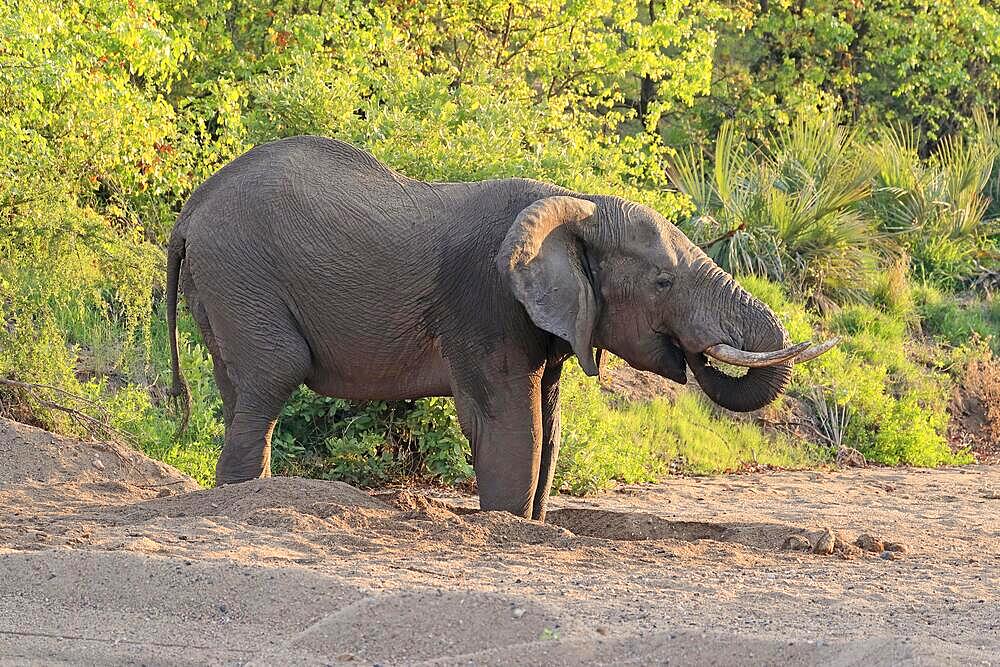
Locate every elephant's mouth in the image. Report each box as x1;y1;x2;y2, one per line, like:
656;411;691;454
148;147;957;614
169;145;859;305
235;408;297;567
655;335;688;384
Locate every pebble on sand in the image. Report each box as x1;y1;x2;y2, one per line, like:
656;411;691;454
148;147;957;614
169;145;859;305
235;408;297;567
855;534;884;553
812;529;836;555
782;534;812;551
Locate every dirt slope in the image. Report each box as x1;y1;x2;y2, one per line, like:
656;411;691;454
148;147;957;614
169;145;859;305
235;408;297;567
0;417;997;665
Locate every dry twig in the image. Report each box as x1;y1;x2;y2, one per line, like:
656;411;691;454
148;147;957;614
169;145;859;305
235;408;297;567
0;378;139;450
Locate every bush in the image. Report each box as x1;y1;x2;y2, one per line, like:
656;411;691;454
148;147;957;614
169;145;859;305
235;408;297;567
865;122;998;290
867;255;918;325
743;277;970;466
272;390;472;487
668;114;879;306
683;0;1000;149
555;362;825;496
915;285;1000;353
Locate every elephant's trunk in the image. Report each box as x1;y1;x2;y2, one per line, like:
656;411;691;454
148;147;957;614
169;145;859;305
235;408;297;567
686;351;793;412
684;265;794;413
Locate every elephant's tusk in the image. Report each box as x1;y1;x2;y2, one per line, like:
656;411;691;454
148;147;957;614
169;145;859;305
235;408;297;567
793;337;840;364
704;341;812;368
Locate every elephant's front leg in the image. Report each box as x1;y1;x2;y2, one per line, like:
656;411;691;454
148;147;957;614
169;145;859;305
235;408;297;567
451;368;544;519
532;361;562;521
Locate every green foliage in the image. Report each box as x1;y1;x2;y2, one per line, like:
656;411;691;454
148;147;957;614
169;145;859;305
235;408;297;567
681;0;1000;148
272;389;472;487
864;121;999;289
914;285;1000;354
866;256;918;325
671;110;999;307
668;114;878;304
89;332;223;487
555;362;825;496
0;0;172;427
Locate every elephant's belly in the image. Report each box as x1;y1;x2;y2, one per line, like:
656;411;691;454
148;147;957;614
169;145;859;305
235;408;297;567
304;350;454;401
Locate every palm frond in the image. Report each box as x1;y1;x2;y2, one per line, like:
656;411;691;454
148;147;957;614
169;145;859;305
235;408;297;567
665;145;710;211
713;120;748;204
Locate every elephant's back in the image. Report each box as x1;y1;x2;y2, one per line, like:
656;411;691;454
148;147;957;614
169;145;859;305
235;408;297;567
177;136;445;260
179;136;411;223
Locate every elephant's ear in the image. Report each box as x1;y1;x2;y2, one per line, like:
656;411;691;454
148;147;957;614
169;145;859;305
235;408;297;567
496;196;602;376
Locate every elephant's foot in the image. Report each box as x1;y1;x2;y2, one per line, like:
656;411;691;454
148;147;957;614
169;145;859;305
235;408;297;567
215;466;271;487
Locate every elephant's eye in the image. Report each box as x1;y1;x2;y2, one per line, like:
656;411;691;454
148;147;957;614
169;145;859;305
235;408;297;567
655;274;674;291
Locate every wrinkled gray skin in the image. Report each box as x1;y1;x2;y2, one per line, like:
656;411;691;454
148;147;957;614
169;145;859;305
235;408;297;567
167;137;793;520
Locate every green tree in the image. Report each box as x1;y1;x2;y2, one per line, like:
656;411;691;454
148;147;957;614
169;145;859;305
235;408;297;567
677;0;1000;149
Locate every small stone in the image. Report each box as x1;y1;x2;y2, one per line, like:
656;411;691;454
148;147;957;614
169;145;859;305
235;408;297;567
91;458;105;471
812;529;836;555
835;538;863;559
512;607;526;619
782;534;812;551
855;534;884;553
883;541;907;554
880;550;899;560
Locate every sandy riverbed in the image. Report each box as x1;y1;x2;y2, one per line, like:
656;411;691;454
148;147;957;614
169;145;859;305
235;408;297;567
0;417;997;665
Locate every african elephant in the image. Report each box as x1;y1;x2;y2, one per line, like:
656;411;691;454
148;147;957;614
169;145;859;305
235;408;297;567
166;136;834;520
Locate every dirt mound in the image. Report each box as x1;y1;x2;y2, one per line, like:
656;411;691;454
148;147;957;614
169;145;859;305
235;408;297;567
125;476;390;520
0;418;196;493
950;355;1000;463
600;363;679;404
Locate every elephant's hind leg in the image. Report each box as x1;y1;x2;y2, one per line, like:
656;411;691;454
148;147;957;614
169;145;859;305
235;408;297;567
180;267;238;428
218;406;282;484
209;308;312;486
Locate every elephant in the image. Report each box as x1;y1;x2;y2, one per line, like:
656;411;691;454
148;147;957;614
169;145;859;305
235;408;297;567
166;136;835;520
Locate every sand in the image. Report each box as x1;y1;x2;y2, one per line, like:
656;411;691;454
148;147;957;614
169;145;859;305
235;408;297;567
0;416;997;665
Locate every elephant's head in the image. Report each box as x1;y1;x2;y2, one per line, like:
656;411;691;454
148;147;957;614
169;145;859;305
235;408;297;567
497;195;836;412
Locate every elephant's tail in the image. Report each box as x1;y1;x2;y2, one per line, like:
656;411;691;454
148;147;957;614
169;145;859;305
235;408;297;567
166;233;192;437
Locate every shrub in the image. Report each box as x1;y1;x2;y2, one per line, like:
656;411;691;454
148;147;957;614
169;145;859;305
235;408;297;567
867;255;918;324
742;277;969;466
865;122;998;289
684;0;1000;149
668;113;879;305
555;361;825;496
271;390;472;487
914;285;1000;353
